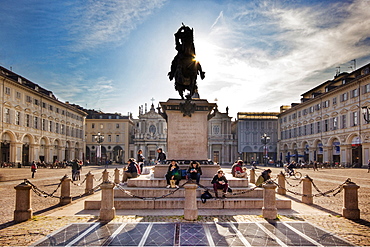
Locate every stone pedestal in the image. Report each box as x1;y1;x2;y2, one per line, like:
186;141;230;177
302;176;313;205
184;183;198;221
342;182;360;220
100;181;116;221
277;172;286;195
160;98;216;160
114;168;120;184
250;168;256;184
262;181;277;219
14;182;32;222
102;169;109;182
60;175;72;205
85;172;94;194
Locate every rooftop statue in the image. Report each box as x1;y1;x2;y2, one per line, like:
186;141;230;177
168;24;205;100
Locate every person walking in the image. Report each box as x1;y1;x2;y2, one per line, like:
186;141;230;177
31;161;37;178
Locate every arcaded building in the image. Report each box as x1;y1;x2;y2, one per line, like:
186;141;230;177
85;110;134;164
0;66;86;165
278;62;370;167
237;112;279;164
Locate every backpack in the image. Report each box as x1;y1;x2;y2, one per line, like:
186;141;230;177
201;190;213;203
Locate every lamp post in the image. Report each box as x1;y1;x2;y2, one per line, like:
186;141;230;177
362;106;370;123
95;132;104;165
261;133;270;166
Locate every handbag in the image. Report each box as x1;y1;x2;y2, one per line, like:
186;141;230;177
201;190;213;203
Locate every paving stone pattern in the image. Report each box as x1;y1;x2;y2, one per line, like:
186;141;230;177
33;222;353;246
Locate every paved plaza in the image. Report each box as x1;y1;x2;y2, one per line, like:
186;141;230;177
0;165;369;246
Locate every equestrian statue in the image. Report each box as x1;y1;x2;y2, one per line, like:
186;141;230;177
168;24;205;100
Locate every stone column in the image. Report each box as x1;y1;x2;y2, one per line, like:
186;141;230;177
184;183;198;221
250;168;256;184
114;168;120;184
99;181;116;221
302;176;313;204
277;172;286;195
14;181;32;222
262;181;277;219
102;169;109;182
342;181;360;220
85;172;94;194
59;175;72;205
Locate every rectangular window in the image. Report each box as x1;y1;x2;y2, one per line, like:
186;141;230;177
26;114;30;127
303;109;308;115
92;123;95;128
56;108;59;113
116;135;119;142
108;135;112;142
323;100;330;108
5;87;10;95
304;125;307;135
333;117;338;130
353;111;358;126
365;84;370;93
26;95;32;103
5;108;10;123
116;124;119;128
298;111;301;117
15;111;20;125
34;99;39;105
61;124;65;135
100;124;103;129
341;115;347;128
49;105;53;111
34;116;38;129
56;123;59;133
317;122;321;133
324;119;328;132
42;102;46;108
310;123;314;135
42;119;46;131
49;121;53;132
333;97;337;105
309;106;314;113
16;92;21;99
340;92;348;102
351;88;359;98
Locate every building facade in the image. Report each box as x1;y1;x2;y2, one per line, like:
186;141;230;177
278;62;370;167
0;66;86;165
237;112;279;164
208;107;238;165
132;103;167;164
85;110;134;164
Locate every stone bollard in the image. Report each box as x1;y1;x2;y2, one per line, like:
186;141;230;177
85;172;94;194
102;169;109;182
99;181;116;221
60;175;72;205
14;181;32;222
342;180;360;220
184;183;198;221
262;181;277;219
277;172;286;195
250;168;256;184
302;176;313;204
114;168;120;184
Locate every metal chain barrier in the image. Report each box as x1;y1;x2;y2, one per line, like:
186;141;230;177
94;174;104;182
307;176;349;197
272;178;349;197
284;176;303;187
115;180;191;200
25;178;62;199
196;179;262;196
70;176;87;186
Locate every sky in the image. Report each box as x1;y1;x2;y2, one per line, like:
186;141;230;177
1;0;370;120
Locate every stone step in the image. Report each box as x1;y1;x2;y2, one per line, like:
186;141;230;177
126;176;249;188
85;197;291;210
114;187;263;198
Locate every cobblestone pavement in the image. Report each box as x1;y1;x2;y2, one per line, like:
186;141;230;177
0;166;369;246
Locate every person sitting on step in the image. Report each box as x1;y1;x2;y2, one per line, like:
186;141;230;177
165;160;181;188
211;169;229;198
187;161;202;184
122;158;140;183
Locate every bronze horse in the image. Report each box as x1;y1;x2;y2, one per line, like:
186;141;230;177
168;24;205;99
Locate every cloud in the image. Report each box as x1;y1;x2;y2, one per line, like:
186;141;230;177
200;0;370;117
65;0;167;51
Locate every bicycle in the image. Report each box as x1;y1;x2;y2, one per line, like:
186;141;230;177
283;168;302;179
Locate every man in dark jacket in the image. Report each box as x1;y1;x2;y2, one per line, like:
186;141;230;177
157;148;167;164
211;169;229;198
122;158;139;183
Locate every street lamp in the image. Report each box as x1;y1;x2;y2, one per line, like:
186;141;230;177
261;133;270;166
95;132;104;165
361;106;370;123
